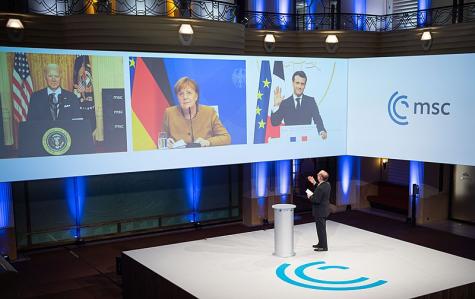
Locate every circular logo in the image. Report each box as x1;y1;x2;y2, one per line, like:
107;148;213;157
42;127;72;156
276;261;387;291
388;91;409;125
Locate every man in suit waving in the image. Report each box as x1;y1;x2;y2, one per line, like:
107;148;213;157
27;64;82;122
308;170;331;251
271;71;327;140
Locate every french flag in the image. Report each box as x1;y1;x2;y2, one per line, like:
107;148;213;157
265;61;284;143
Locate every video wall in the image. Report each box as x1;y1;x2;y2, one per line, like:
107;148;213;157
0;46;473;182
0;47;347;181
347;53;475;166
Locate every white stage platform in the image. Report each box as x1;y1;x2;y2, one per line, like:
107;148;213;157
123;221;475;299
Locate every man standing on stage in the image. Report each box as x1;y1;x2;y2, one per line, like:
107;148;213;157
307;170;331;251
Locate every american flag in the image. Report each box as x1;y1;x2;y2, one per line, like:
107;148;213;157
12;53;34;122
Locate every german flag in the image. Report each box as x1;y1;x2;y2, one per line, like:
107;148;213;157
130;57;174;151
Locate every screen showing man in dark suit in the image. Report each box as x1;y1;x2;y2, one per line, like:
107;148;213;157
20;63;94;157
27;63;82;122
270;71;327;140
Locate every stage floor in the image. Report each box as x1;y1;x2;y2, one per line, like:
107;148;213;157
124;221;475;299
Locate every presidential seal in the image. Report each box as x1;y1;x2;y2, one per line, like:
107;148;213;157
42;127;72;155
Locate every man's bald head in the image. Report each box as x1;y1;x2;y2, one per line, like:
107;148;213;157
317;170;329;182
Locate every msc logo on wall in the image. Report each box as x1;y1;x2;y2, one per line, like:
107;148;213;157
276;261;387;291
388;91;451;125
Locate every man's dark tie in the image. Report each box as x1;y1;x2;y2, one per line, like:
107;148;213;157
50;93;59;120
296;97;301;110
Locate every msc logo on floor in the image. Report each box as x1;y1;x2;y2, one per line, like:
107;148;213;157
388;91;451;125
276;261;387;291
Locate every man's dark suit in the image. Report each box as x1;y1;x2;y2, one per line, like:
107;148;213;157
270;94;326;133
310;181;331;249
27;88;82;121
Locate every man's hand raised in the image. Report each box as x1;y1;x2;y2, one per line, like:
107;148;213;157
273;86;284;107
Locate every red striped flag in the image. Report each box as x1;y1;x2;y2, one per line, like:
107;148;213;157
265;60;284;142
11;53;34;123
131;57;173;150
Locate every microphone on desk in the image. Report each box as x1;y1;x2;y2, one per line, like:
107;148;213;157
186;107;201;148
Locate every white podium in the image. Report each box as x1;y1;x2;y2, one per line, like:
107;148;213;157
272;204;296;257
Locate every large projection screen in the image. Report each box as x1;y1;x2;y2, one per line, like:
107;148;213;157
0;47;348;182
347;54;475;166
2;47;474;183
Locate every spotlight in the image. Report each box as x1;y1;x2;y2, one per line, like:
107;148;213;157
325;34;339;53
420;31;432;51
6;19;23;29
241;16;249;26
381;158;389;169
421;31;432;41
6;18;24;42
178;24;193;46
325;34;339;43
263;33;275;53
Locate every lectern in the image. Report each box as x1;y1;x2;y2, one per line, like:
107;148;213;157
272;204;296;257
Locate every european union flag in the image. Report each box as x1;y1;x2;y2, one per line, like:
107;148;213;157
129;57;137;89
253;61;272;144
290;137;297;142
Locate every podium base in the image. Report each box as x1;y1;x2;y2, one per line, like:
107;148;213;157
273;252;296;258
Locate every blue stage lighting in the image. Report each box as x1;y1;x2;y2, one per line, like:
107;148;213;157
354;0;367;31
418;0;431;27
276;0;290;30
253;162;269;198
409;161;424;197
253;1;266;29
338;156;353;205
183;168;202;223
66;177;85;238
0;183;13;229
276;160;291;195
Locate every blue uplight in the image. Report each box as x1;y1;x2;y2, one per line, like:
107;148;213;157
253;162;269;197
304;0;321;30
354;0;367;31
257;197;266;218
276;0;291;30
66;177;86;238
409;161;424;197
0;182;13;228
183;168;202;222
338;156;353;205
253;1;266;29
193;168;202;222
307;0;318;14
276;160;291;195
418;0;432;27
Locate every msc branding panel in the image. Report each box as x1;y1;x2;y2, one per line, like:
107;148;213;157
388;91;451;125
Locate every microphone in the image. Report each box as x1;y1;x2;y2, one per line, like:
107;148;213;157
186;107;201;148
